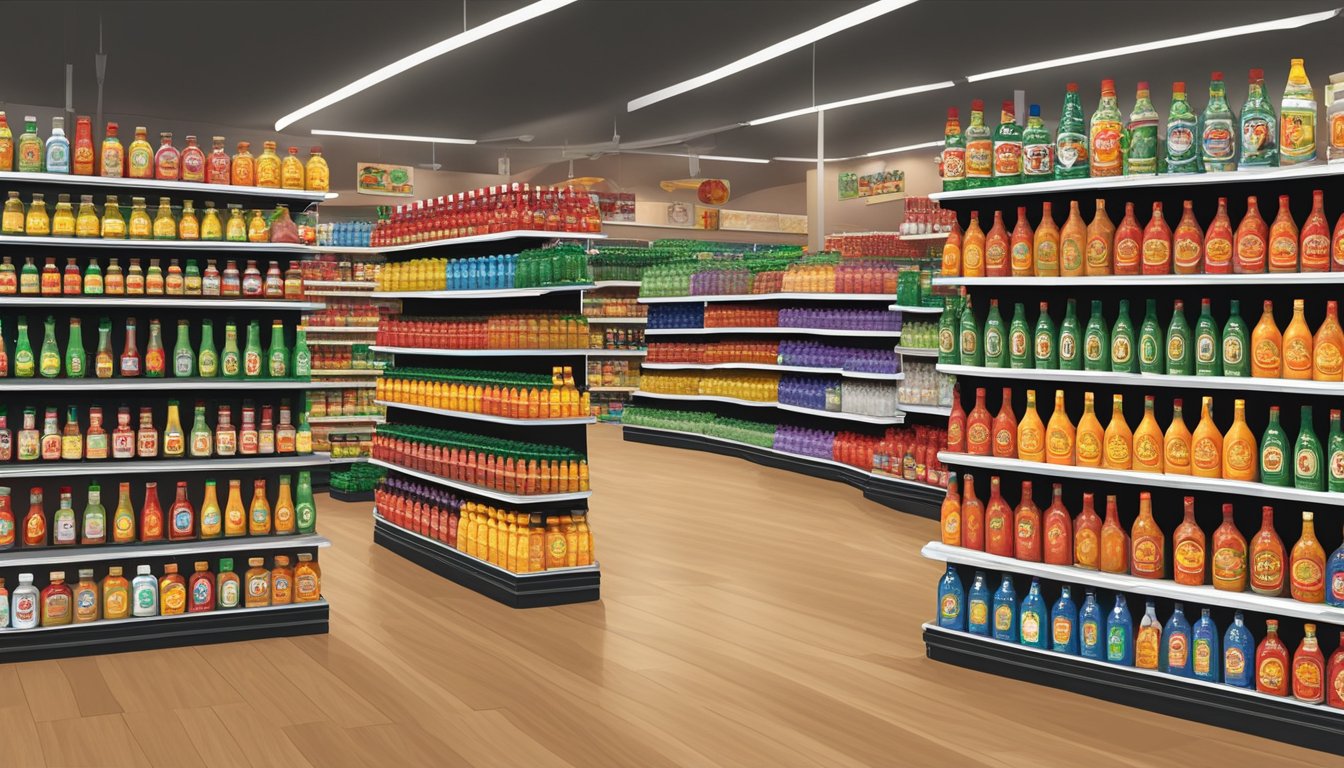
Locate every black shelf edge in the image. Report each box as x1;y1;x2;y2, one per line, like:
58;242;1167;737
373;518;599;608
621;426;943;519
0;601;329;664
329;488;374;503
922;625;1344;757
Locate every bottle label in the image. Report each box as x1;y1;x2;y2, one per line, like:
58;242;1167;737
962;243;983;272
1034;332;1052;361
1303;233;1331;270
1281;106;1317;163
939;593;960;621
993;140;1022;177
1051;616;1072;647
222;352;240;377
1140;334;1159;366
1059;332;1076;362
247;575;268;599
1020;610;1040;643
1225;646;1246;676
993;604;1012;631
1331;571;1344;603
1331;449;1344;482
1132;535;1161;574
1292;558;1324;594
135;586;155;611
1241;116;1276;164
1193;638;1212;675
1134;433;1161;467
220;580;239;607
968;600;987;627
1237;234;1265;271
1202;118;1236;165
942;147;965;181
1167;335;1186;364
191;580;211;607
1019;425;1042;456
175;351;193;376
1084;331;1103;363
1196;333;1216;364
1262;443;1285;474
1047;427;1074;464
1193;437;1220;472
1226;438;1254;473
965;139;992;179
1023;143;1051;176
1253;549;1284;590
1315;342;1342;377
959;329;977;356
1106;627;1126;661
1055;131;1087;171
173;508;192;534
244;351;262;377
938;327;955;355
1141;240;1169;269
1076;431;1100;463
1294;659;1323;701
1084;236;1109;269
1223;336;1244;366
1135;626;1159;668
984;328;1002;359
1090;120;1122;173
1175;539;1204;577
1111;336;1131;365
1259;657;1286;692
1297;448;1319;479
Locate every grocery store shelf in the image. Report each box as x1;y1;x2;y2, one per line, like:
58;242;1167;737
939;451;1344;507
633;390;903;424
898;232;951;240
921;542;1344;625
586;349;647;357
305;338;368;346
367;458;592;504
376;400;594;426
302;280;375;289
0;296;325;310
373;516;599;608
590;280;642;289
0;534;331;569
929;160;1344;202
308;414;386;424
303;289;389;298
645;327;901;338
922;624;1344;756
582;316;647;324
309;368;383;376
371;283;595;299
301;230;607;256
889;304;943;314
588;386;639;392
0;234;315;253
0;169;336;203
0;453;337;479
307;380;378;389
0;377;324;391
640;292;896;304
896;346;940;357
933;272;1344;287
642;361;902;380
302;326;379;334
897;403;952;417
370;346;592;357
937;363;1344;396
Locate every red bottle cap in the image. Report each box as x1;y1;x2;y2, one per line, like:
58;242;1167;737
1250;68;1264;80
1212;71;1223;80
1066;82;1078;92
947;107;959;119
1137;81;1149;90
1101;78;1115;91
1001;100;1014;113
1173;81;1185;92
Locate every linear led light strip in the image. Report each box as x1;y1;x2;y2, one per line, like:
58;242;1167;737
311;129;476;145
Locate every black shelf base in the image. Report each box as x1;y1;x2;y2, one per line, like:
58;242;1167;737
0;602;329;664
373;518;600;608
923;625;1344;757
622;426;944;518
328;488;375;503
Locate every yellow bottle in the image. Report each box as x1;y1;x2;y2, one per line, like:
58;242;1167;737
199;480;222;539
1074;392;1104;468
1;191;24;234
1132;395;1164;473
75;195;98;238
281;146;306;190
24;192;49;236
961;213;986;277
1312;300;1344;382
223;478;247;537
152;196;175;239
1164;398;1193;475
248;479;271;536
225;205;247;240
294;553;321;602
1102;394;1132;471
1191;395;1224;479
51;194;75;236
255;141;282;188
305;146;330;192
1017;389;1046;463
201;203;223;240
246;209;268;242
178;200;200;240
101;195;126;238
1250;299;1283;378
1283;298;1313;379
273;474;296;535
127;196;151;239
1222;398;1258;482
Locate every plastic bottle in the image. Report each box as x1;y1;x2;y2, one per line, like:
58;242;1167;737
1089;79;1123;177
1018;578;1047;648
159;563;186;615
1239;68;1279;168
1050;585;1078;655
991;101;1022;186
966;571;990;636
1054;82;1089;179
44;117;69;174
10;573;37;629
964;100;992;189
1166;81;1201;173
1021;104;1052;180
1135;600;1162;670
217;558;240;609
1126;81;1159;174
936;564;964;630
1223;611;1255;688
1079;589;1104;660
1105;594;1133;666
991;574;1017;642
1281;58;1318;166
1200;71;1237;171
131;565;157;617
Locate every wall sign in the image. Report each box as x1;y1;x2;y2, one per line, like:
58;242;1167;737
839;169;904;200
356;162;415;197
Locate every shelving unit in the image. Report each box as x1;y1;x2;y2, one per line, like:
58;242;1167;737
646;327;901;338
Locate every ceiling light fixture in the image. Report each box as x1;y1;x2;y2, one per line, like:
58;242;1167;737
865;140;943;157
967;7;1341;83
628;150;770;164
627;0;919;112
311;129;477;145
773;156;861;163
747;80;956;126
275;0;578;130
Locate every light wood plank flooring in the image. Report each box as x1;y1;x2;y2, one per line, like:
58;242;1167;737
0;425;1336;767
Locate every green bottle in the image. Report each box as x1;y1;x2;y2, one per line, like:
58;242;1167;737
1166;82;1201;174
1021;104;1053;180
1083;299;1109;371
1261;405;1291;487
13;316;32;377
1008;302;1032;369
198;319;218;378
1055;82;1089;180
1194;298;1221;376
82;483;105;545
942;107;965;192
16;116;41;173
1109;299;1135;373
1221;299;1249;377
189;402;211;457
83;260;103;295
293;328;311;378
295;470;316;534
959;295;983;366
1032;301;1057;369
1200;71;1237;172
964;100;992;190
38;315;60;378
983;299;1008;368
1125;81;1160;175
1328;408;1344;493
1058;298;1082;370
173;319;195;378
938;297;958;365
267;321;289;378
243;320;263;378
1138;299;1164;374
64;318;85;378
991;101;1022;186
1238;68;1278;169
1165;299;1192;376
221;320;241;379
1295;405;1325;491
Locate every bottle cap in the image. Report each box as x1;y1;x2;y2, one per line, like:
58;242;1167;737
219;558;233;571
137;565;151;575
78;569;93;579
1101;78;1115;92
310;146;322;154
971;98;984;111
49;571;64;581
249;557;264;566
1001;100;1013;113
1066;82;1078;92
1137;81;1149;90
1212;71;1223;80
1250;68;1264;80
1172;81;1185;93
1029;104;1040;117
946;107;959;119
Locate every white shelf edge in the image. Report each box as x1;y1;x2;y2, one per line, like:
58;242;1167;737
0;170;334;202
936;364;1344;396
933;273;1344;287
367;458;591;504
0;235;316;253
0;534;331;568
0;297;325;310
0;378;324;391
645;327;901;337
0;453;336;478
310;230;607;256
897;403;952;417
641;361;902;380
582;316;648;324
375;400;594;426
371;283;595;299
302;326;379;334
308;415;386;424
585;349;647;357
372;512;599;579
370;346;592;357
896;347;940;357
889;304;944;314
633;391;903;424
640;292;897;304
0;598;330;637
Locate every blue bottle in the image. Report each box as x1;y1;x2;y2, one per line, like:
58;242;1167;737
937;564;965;631
967;571;991;636
1050;585;1079;655
1160;602;1193;678
1078;589;1105;660
45;117;70;174
1222;610;1256;688
1105;594;1133;666
1019;578;1048;649
1191;608;1220;683
1327;538;1344;607
991;574;1017;642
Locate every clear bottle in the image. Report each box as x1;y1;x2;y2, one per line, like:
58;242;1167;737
1021;104;1052;180
130;565;157;617
1281;57;1318;166
1239;68;1278;169
1125;81;1159;175
11;574;39;628
1200;71;1237;172
44;116;69;174
1166;81;1200;173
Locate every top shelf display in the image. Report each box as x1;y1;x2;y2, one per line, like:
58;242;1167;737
0;169;336;203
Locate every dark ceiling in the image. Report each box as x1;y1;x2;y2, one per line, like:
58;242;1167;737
7;0;1344;184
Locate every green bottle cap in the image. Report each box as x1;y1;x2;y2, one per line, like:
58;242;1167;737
219;558;233;571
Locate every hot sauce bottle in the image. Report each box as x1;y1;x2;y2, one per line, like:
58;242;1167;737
960;473;984;551
159;564;186;615
99;122;123;177
965;387;992;456
22;487;45;547
984;476;1012;557
248;478;271;535
1204;197;1234;273
188;561;214;612
1326;632;1344;708
1302;190;1331;272
1074;392;1103;467
1128;491;1164;578
1250;505;1286;596
1084;199;1114;276
1013;480;1041;562
1142;201;1172;274
112;483;134;544
1112;202;1142;275
1098;494;1129;574
1314;300;1344;382
1017;389;1045;462
940;471;961;547
40;571;72;627
70;117;94;175
140;482;164;541
1291;510;1326;603
1009;211;1033;278
1234;195;1268;273
946;386;966;452
1172;497;1206;586
154;132;179;180
1132;395;1164;472
1256;619;1290;696
136;407;157;457
991;387;1017;458
1292;623;1326;704
983;210;1009;277
1268;194;1299;273
231;141;255;186
1042;483;1071;566
1045;388;1076;465
168;481;195;541
181;135;206;182
1172;200;1203;274
1101;394;1132;470
207;136;230;184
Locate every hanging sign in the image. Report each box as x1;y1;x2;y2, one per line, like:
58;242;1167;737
356;162;415;196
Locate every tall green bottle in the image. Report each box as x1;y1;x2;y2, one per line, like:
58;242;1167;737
295;470;316;534
938;296;959;365
1058;299;1082;370
1054;83;1089;180
1194;298;1221;376
983;299;1008;368
243;320;263;378
64;318;85;378
942;107;966;192
38;315;59;378
1261;405;1291;486
220;320;241;379
992;101;1023;186
1008;302;1032;369
1200;71;1237;172
1125;81;1160;175
1022;104;1053;180
1138;299;1164;374
293;328;311;378
1032;301;1057;369
1239;68;1278;169
1166;299;1193;376
13;316;33;377
1083;299;1110;371
1327;408;1344;493
198;319;218;378
1295;405;1325;491
1221;299;1249;377
173;319;195;378
959;296;983;367
1106;299;1133;373
1165;81;1201;174
964;100;992;190
267;321;288;378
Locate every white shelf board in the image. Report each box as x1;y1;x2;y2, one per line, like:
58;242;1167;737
0;296;324;310
640;292;896;304
933;272;1344;287
889;304;943;314
302;326;379;334
896;347;940;357
308;415;386;425
0;234;315;253
590;280;642;289
0;598;330;637
938;451;1344;507
642;361;902;380
0;534;331;568
645;326;901;338
371;283;594;299
0;377;324;391
0;169;336;202
0;452;335;479
300;230;606;256
303;289;388;298
585;349;647;357
897;403;952;417
921;541;1344;626
302;280;375;289
937;364;1344;395
929;160;1344;202
309;368;383;376
367;458;591;504
306;380;378;389
371;346;591;357
582;316;647;324
372;512;599;578
898;232;951;240
376;400;594;426
633;390;902;424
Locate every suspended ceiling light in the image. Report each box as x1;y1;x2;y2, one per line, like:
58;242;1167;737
311;129;477;145
627;0;919;112
865;140;943;157
747;80;957;126
275;0;578;130
772;156;861;163
967;7;1342;83
625;150;770;164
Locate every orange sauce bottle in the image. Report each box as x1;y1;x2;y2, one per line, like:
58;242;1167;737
1112;202;1142;275
1084;199;1114;275
223;479;246;537
940;472;962;547
960;473;984;551
1041;483;1071;566
1299;189;1331;272
1290;511;1326;603
1141;201;1172;274
1283;298;1313;380
294;553;321;602
1013;480;1042;562
966;387;992;456
159;563;186;615
1172;200;1203;274
1211;503;1248;591
1234;195;1268;274
940;218;962;276
1072;492;1102;569
1249;506;1286;596
1102;394;1133;471
984;476;1013;557
1132;395;1164;473
1267;194;1299;273
1033;201;1060;276
1190;396;1223;478
101;566;130;620
984;210;1010;277
1172;497;1206;586
1204;197;1234;273
991;386;1017;458
244;557;271;607
1044;389;1075;466
270;555;294;605
1060;201;1088;277
1251;300;1283;377
1129;491;1165;578
1222;398;1258;481
961;213;985;278
1017;389;1046;463
1074;391;1104;468
1009;206;1034;276
1098;494;1129;574
1312;299;1344;381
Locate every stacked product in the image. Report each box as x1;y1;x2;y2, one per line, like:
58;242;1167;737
376;313;589;350
0;192;309;244
371;425;589;495
0;256;311;299
375;244;591;292
364;184;602;247
375;366;589;419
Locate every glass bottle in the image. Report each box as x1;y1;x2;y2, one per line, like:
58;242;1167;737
220;321;241;378
178;200;199;240
0;112;13;171
1075;391;1103;468
199;481;222;539
1239;68;1278;169
224;480;246;537
1313;300;1344;382
1;191;23;235
71;116;93;175
1125;81;1159;174
1105;593;1133;666
152;197;176;240
225;205;247;241
139;483;163;541
1283;298;1313;379
127;196;151;239
1292;511;1327;603
207;136;230;184
1165;299;1192;375
243;320;264;378
1112;202;1142;275
1200;71;1237;172
1032;301;1056;369
99;122;124;177
231;141;255;186
189;402;211;458
1250;506;1286;596
248;478;271;535
1044;389;1075;466
1110;299;1134;373
1078;589;1103;659
984;476;1011;557
982;299;1007;368
154;132;179;180
281;146;306;190
16;115;41;172
1034;201;1060;276
247;209;268;242
1295;404;1325;490
144;318;165;377
941;107;965;192
162;400;185;458
1089;79;1123;177
1328;408;1344;493
181;134;205;182
991;101;1022;186
1082;299;1109;372
1256;619;1290;696
64;318;85;378
1054;82;1089;180
991;573;1016;642
1164;398;1193;475
1102;393;1132;471
963;99;992;189
1020;104;1052;180
1280;57;1318;166
126;126;153;178
24;193;49;236
201;203;223;240
198;319;218;377
1084;199;1113;275
305;146;329;191
255;141;281;187
38;315;59;378
295;471;316;534
85;407;106;459
1223;398;1258;482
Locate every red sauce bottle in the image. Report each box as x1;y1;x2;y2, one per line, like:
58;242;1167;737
966;387;992;456
181;135;206;183
1042;483;1072;566
1171;496;1206;586
1211;502;1248;591
1333;209;1344;272
1300;189;1330;272
72;117;94;176
1141;201;1172;274
1327;632;1344;709
22;487;45;547
188;561;215;612
947;388;967;451
1204;197;1234;273
168;481;194;541
1293;623;1325;704
1112;202;1142;275
140;482;164;541
1013;480;1042;562
120;318;140;377
1267;194;1299;273
1256;619;1290;696
984;210;1010;277
991;386;1017;458
154;132;180;181
1234;195;1268;274
1172;200;1203;274
207;136;230;184
1249;505;1285;596
984;476;1012;557
960;473;984;551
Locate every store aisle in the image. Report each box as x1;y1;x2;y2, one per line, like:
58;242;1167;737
0;426;1328;767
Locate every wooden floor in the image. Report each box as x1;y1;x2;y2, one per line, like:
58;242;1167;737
0;425;1335;767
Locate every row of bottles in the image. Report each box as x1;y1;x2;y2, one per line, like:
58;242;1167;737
948;296;1341;380
375;366;590;418
1;192;302;243
0;114;328;191
940;476;1342;605
0;256;306;299
376;313;591;351
0;472;316;548
0;316;309;380
369;184;602;246
0;400;313;461
941;192;1344;277
951;386;1339;490
943;62;1319;189
936;569;1342;706
375;244;592;292
0;554;321;629
371;424;589;496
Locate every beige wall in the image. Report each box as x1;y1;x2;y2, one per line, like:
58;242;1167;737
804;150;941;249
